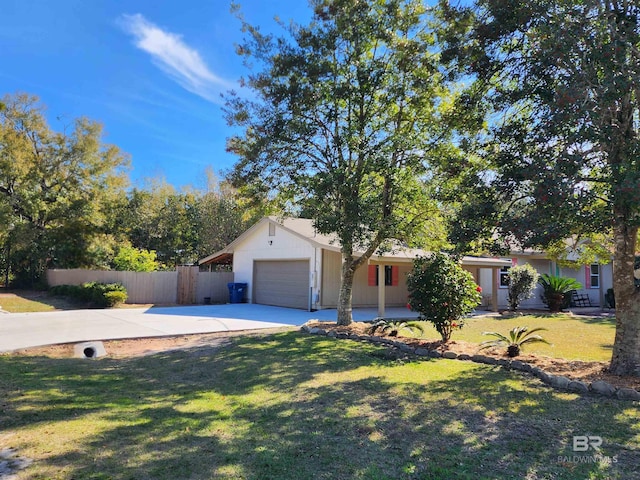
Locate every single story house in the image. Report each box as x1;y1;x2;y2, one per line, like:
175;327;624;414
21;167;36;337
199;217;512;315
482;250;614;310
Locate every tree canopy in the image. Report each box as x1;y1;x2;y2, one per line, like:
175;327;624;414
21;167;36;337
0;94;254;283
227;0;461;324
0;92;129;285
440;0;640;375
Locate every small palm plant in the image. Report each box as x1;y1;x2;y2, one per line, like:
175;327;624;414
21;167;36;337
538;274;582;312
368;319;425;337
479;326;550;357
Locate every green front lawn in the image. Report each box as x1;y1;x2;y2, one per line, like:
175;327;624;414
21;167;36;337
415;314;617;362
1;332;638;479
0;291;75;312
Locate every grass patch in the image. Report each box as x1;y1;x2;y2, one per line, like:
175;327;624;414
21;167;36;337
0;291;81;312
1;332;638;479
414;314;617;362
0;290;151;312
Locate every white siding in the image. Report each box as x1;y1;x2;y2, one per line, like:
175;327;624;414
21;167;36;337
478;255;615;309
232;221;321;308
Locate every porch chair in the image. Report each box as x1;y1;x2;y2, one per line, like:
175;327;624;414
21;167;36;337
570;290;593;307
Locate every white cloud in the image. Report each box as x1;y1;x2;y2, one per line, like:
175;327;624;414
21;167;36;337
119;13;231;103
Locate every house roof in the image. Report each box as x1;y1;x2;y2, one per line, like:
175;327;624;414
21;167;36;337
199;217;511;268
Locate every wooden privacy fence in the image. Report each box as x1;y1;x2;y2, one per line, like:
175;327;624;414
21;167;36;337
46;268;234;305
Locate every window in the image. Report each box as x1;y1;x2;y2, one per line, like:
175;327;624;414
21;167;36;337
499;266;510;288
368;265;398;286
590;264;600;288
268;223;276;236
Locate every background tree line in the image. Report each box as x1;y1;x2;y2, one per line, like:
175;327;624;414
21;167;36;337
0;93;263;287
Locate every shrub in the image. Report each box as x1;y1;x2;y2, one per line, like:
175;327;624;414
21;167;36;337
479;326;550;357
49;282;127;308
112;245;159;272
367;319;425;337
50;284;83;297
103;290;128;307
407;253;482;343
507;264;539;311
538;274;582;312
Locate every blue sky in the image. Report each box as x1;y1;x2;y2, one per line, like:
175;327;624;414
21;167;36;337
1;0;311;189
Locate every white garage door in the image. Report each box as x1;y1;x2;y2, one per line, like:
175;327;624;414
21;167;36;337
253;260;309;309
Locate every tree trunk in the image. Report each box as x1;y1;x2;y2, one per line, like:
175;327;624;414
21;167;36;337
609;220;640;376
337;252;356;326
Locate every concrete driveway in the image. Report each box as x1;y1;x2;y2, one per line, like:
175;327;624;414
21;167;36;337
0;303;418;352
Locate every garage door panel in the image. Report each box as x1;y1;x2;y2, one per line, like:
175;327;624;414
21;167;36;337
254;260;309;309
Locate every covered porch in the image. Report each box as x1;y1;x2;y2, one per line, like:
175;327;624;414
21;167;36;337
368;254;512;318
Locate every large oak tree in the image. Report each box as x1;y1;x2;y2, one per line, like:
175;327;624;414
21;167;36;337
441;0;640;375
226;0;458;325
0;93;129;285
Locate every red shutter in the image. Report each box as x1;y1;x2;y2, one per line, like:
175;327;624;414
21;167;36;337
585;265;591;289
368;265;377;286
511;258;518;267
391;266;399;286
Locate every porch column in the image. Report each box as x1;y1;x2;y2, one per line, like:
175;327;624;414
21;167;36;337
378;264;386;318
491;267;499;312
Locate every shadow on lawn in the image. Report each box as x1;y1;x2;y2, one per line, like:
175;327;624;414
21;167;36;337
0;290;86;311
2;333;638;480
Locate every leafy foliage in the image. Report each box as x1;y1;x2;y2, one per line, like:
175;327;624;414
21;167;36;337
507;264;539;311
226;0;462;324
0;93;129;285
114;175;251;268
112;245;159;272
407;253;481;342
50;282;128;308
479;326;550;358
538;274;582;312
439;0;640;375
367;319;425;338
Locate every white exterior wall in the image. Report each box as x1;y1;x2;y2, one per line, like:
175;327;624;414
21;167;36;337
559;262;613;307
232;221;323;309
479;255;614;309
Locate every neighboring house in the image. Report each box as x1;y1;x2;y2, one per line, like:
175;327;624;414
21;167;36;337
199;217;511;314
479;250;614;309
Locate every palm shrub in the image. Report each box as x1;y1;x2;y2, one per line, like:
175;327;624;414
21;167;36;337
507;264;539;311
479;326;550;357
367;319;425;337
407;253;482;343
538;274;582;312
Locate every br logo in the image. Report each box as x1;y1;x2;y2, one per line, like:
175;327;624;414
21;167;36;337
573;435;602;452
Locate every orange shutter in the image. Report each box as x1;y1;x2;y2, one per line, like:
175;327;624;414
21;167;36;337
368;265;377;286
391;266;399;286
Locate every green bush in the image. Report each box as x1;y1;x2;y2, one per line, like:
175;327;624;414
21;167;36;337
507;264;539;311
103;290;128;307
407;253;482;343
112;245;159;272
49;282;128;308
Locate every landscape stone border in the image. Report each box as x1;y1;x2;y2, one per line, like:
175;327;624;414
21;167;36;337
301;323;640;402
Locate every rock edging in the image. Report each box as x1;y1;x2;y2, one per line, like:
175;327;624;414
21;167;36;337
301;323;640;401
